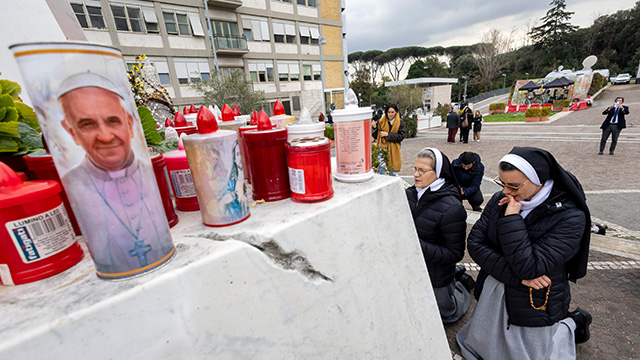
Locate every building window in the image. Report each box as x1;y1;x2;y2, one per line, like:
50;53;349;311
110;4;149;33
70;0;106;29
141;7;159;33
242;17;270;42
273;22;296;44
309;26;320;44
312;64;321;80
277;62;300;82
296;0;316;6
163;11;191;36
248;62;274;83
263;100;291;116
125;58;171;85
212;21;246;49
303;65;312;80
174;59;210;84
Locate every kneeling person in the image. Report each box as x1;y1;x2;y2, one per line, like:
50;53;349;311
406;148;473;324
452;151;485;211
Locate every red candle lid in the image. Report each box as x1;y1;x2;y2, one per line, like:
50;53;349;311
165;118;174;128
174;112;188;127
232;104;241;116
273;100;285;116
257;110;274;131
197;105;219;134
221;104;234;122
0;161;60;208
183;106;190;115
190;104;197;113
250;110;259;125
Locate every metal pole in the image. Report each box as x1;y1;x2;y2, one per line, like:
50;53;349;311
203;0;221;81
319;36;327;115
463;76;468;104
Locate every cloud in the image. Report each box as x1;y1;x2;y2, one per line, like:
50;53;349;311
344;0;636;52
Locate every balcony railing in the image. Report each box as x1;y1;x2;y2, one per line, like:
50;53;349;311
214;35;248;52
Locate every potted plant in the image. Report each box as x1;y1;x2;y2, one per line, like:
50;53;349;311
552;100;563;112
324;126;334;147
488;103;496;114
562;99;571;111
496;102;507;113
525;108;541;122
540;106;551;121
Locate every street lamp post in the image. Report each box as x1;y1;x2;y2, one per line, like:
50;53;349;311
319;36;327;117
502;73;507;89
525;72;529;80
462;75;468;105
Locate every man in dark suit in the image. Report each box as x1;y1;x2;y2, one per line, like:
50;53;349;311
600;96;629;155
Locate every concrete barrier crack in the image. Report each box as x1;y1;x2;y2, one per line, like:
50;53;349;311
190;232;333;282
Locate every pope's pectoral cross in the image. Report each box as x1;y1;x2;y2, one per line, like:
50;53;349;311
129;240;152;267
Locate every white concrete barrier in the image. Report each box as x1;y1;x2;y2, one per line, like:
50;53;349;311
0;176;450;360
417;115;443;131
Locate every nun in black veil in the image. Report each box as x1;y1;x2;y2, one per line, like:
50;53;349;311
406;148;473;324
457;147;592;360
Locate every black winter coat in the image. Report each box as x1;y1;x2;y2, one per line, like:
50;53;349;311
468;188;587;327
406;182;467;288
452;153;484;196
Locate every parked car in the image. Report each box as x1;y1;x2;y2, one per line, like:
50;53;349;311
612;73;631;84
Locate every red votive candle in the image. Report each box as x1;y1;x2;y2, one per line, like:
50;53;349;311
150;153;179;228
286;137;333;203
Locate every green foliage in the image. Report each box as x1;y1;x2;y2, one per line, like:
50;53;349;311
553;100;564;108
324;126;334;140
371;143;393;174
525;108;541;117
562;99;571;107
137;106;163;145
406;57;449;79
149;137;178;153
386;84;422;118
433;105;450;120
496;103;506;110
588;73;606;96
541;107;552;116
191;70;265;114
404;117;417;138
0;75;41;153
489;103;497;110
349;67;375;107
17;123;43;150
529;0;579;48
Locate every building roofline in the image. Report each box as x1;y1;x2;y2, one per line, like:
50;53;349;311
385;77;458;87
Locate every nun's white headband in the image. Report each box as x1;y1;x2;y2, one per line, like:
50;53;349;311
499;153;542;186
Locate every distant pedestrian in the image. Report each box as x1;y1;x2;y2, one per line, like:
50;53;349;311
459;107;472;144
427;103;431;112
372;104;405;175
452;151;484;211
473;110;483;142
446;107;460;143
327;110;333;125
599;96;629;155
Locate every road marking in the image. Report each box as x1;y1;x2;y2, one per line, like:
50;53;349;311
459;261;640;272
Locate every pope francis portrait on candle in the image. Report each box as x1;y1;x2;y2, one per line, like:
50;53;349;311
58;72;174;278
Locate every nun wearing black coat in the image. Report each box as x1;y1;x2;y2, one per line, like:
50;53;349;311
405;147;470;324
457;147;592;360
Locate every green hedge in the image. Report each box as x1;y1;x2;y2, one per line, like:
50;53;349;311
552;100;564;108
324;126;334;140
496;102;506;110
525;108;541;117
434;105;449;120
541;107;551;116
587;73;606;96
562;99;571;107
404;117;417;138
489;103;497;110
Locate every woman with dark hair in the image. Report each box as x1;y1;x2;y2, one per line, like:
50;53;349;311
457;147;592;360
372;104;406;175
219;140;249;221
406;148;473;324
459;107;473;144
472;110;483;142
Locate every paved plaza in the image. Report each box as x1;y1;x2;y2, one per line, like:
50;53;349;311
399;84;640;359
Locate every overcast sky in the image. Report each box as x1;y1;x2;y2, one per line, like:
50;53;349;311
344;0;637;53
